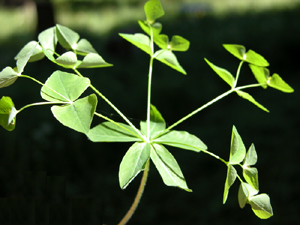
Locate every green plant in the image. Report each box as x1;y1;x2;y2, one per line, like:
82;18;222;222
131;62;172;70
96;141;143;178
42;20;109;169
0;0;294;224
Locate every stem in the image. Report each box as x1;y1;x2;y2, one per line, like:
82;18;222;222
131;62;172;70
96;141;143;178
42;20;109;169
200;149;228;165
118;160;150;225
233;61;244;87
18;101;67;114
73;69;146;141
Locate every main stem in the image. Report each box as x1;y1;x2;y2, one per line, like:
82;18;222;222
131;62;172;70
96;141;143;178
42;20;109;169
118;160;150;225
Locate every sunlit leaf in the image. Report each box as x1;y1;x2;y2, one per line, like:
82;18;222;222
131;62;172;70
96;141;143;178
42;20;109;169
119;142;150;189
55;51;77;67
77;53;113;68
236;90;269;112
51;94;97;134
154;34;169;50
243;167;259;191
155;49;186;74
38;27;57;54
170;35;190;52
268;73;294;93
15;41;44;63
0;96;17;131
244;144;257;166
249;194;273;219
223;164;237;204
138;20;162;37
144;0;165;24
245;50;269;67
56;24;80;50
249;64;269;89
150;143;192;192
0;67;19;88
223;44;246;61
41;70;90;102
238;182;259;208
76;39;97;55
204;58;235;87
119;33;152;55
229;126;246;165
154;130;207;152
87;121;141;142
15;42;39;74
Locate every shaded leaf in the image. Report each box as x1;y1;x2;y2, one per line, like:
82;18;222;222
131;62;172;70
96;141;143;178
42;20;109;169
155;49;186;74
238;182;259;208
229;126;246;165
268;73;294;93
51;94;97;134
204;58;235;87
15;41;44;63
144;0;165;23
249;194;273;219
154;130;207;152
249;64;269;89
56;24;80;50
223;164;237;204
38;27;57;54
119;142;150;189
87;121;141;142
0;67;19;88
0;96;17;131
150;143;192;192
77;53;113;68
236;90;269;113
119;33;152;55
41;70;90;102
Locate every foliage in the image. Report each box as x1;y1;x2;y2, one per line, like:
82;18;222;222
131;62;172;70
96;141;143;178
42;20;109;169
0;0;294;224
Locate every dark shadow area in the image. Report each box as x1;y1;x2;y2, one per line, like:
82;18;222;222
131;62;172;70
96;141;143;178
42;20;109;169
0;2;300;225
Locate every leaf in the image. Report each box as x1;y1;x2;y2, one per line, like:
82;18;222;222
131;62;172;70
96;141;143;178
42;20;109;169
119;142;150;189
41;70;90;102
229;126;246;165
223;164;237;204
119;33;152;55
51;94;97;134
0;67;19;88
150;143;192;192
244;144;257;167
154;130;207;152
204;58;235;87
154;34;169;50
223;44;246;61
170;35;190;52
138;20;162;37
140;104;166;137
55;51;77;67
15;41;44;63
238;182;259;208
268;73;294;93
87;121;141;142
0;96;17;131
249;64;269;89
155;49;186;74
249;194;273;219
236;90;269;112
245;50;269;67
77;53;113;68
15;42;39;74
243;167;259;191
56;24;80;50
75;39;97;55
144;0;165;23
38;27;57;54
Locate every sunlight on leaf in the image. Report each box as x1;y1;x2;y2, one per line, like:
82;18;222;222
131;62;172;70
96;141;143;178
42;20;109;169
56;24;80;50
77;53;113;68
268;73;294;93
249;64;269;89
229;126;246;165
236;90;269;112
0;67;19;88
15;41;44;63
38;27;57;54
119;33;152;55
155;49;186;74
144;0;165;24
249;194;273;219
56;51;77;66
76;39;98;55
0;96;17;131
223;164;237;204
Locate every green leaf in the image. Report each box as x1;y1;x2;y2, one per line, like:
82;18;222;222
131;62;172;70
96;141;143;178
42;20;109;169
155;49;186;74
154;130;207;152
138;20;162;37
236;90;269;113
0;67;19;88
150;143;192;192
56;24;80;50
41;70;90;102
75;39;97;55
77;53;113;68
229;126;246;165
38;27;57;54
249;64;269;88
249;194;273;219
55;51;77;67
0;96;17;131
170;35;190;52
243;167;259;191
268;73;294;93
144;0;165;24
244;144;257;166
204;58;235;87
15;41;44;63
15;42;39;74
140;104;166;137
223;44;246;61
245;50;269;67
51;94;97;134
154;34;169;50
238;182;259;208
119;142;150;189
223;164;237;204
119;33;152;55
87;121;141;142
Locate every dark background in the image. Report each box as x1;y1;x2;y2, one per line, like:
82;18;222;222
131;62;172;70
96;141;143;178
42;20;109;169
0;0;299;224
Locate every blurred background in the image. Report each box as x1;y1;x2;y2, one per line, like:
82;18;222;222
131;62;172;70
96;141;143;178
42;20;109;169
0;0;299;224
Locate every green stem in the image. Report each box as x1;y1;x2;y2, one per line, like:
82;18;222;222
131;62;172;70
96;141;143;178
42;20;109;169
73;69;146;141
201;148;228;165
233;61;244;87
118;160;150;225
18;101;67;114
